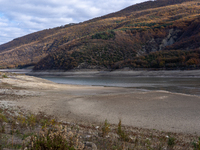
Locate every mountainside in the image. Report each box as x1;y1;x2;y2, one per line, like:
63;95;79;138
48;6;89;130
0;0;200;70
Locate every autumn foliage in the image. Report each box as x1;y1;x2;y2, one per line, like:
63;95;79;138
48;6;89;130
0;0;199;70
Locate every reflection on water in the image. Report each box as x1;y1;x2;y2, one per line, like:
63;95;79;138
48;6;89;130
40;76;200;96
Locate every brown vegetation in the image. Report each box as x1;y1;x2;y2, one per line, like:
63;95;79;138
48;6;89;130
1;106;200;150
0;0;199;70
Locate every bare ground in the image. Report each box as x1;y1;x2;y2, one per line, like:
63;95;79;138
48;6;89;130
0;73;200;136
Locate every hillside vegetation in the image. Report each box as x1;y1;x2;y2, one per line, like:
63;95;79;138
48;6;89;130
0;0;199;70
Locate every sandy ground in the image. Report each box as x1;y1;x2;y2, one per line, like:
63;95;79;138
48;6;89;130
1;74;200;135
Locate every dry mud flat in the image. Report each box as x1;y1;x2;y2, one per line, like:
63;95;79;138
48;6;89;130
0;73;200;136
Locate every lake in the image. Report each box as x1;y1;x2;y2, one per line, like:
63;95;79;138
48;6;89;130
40;76;200;96
1;69;200;96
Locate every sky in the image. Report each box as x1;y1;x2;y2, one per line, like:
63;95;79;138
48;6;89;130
0;0;147;45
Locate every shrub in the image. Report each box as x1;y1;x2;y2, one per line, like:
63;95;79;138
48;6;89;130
2;74;8;78
167;136;176;148
92;31;115;40
27;114;36;129
193;137;200;150
28;125;84;150
117;120;129;142
0;113;8;133
17;115;27;128
101;119;110;137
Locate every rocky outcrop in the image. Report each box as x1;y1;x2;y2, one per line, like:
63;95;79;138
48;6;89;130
159;28;182;50
141;28;182;54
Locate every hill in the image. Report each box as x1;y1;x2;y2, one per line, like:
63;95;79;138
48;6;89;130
0;0;200;70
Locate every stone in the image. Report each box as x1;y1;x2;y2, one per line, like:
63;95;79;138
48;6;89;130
85;142;97;150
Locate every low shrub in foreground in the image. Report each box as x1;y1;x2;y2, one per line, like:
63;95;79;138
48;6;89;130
101;119;110;137
167;136;176;149
2;74;8;78
28;125;84;150
193;137;200;150
117;120;129;142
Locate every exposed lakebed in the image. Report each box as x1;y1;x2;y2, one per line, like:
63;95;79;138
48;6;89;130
1;70;200;135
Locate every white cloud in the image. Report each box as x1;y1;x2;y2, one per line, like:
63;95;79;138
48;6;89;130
0;0;147;45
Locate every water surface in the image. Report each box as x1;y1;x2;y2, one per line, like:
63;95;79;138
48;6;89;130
1;69;199;96
40;76;200;96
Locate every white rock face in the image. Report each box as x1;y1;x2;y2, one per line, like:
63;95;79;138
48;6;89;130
139;28;182;54
159;28;182;50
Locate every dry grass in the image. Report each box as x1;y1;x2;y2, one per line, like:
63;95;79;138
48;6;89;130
0;91;199;150
0;104;200;149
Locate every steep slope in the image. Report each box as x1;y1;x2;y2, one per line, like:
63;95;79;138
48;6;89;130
34;0;200;70
0;27;61;53
0;0;199;69
0;20;116;68
95;0;196;19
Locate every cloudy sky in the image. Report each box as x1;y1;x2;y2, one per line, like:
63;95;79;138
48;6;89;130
0;0;146;45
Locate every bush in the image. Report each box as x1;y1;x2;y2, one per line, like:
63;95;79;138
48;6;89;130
117;120;129;142
2;74;8;78
27;114;36;129
193;137;200;150
92;31;115;40
0;113;8;133
167;136;176;148
101;119;110;137
28;125;84;150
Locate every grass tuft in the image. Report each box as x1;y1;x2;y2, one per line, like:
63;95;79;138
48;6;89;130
101;119;110;137
167;136;176;148
117;120;129;142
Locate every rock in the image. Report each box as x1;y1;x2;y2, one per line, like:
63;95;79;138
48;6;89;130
139;28;182;54
61;121;71;125
24;136;31;143
85;135;92;138
108;132;119;140
85;142;97;150
129;135;135;141
159;28;181;50
3;122;7;126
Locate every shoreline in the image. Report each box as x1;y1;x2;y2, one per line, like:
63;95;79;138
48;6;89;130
1;69;200;77
29;69;200;77
0;73;200;136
